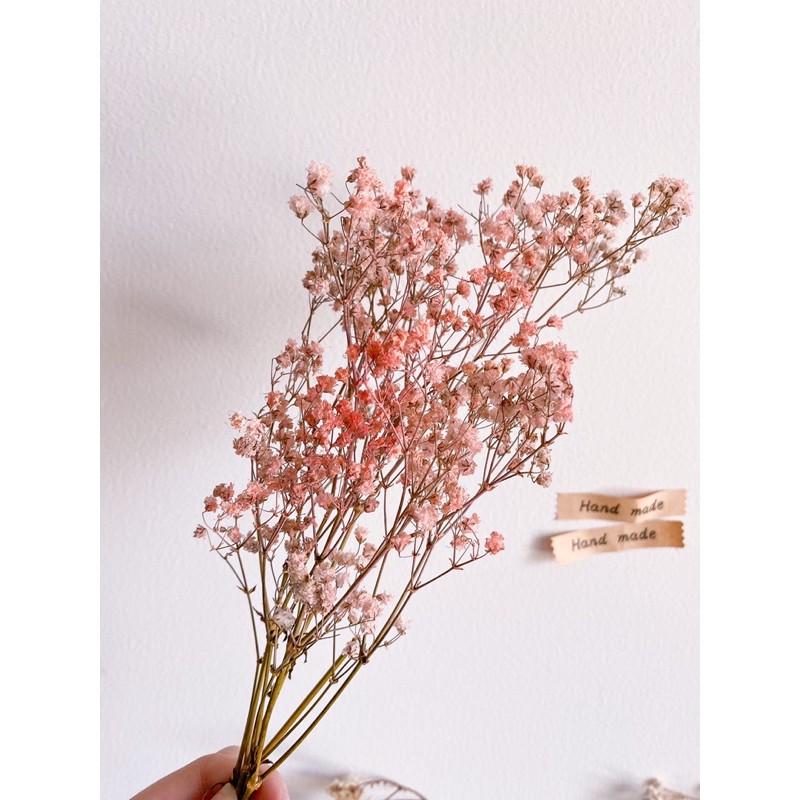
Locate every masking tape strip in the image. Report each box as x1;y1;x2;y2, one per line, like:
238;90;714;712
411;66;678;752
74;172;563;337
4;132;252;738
556;489;686;522
550;519;685;565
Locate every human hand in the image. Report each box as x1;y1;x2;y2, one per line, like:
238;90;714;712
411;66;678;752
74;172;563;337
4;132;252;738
130;746;290;800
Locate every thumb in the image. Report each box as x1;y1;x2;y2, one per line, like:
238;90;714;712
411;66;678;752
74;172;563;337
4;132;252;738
254;771;291;800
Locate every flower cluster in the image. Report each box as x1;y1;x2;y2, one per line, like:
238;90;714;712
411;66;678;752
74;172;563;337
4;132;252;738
196;158;690;799
328;777;427;800
644;780;699;800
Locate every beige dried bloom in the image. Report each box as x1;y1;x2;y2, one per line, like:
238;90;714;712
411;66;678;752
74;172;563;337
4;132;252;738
328;778;365;800
643;779;699;800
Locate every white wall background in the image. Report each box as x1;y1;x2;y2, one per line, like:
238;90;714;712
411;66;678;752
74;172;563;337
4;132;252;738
101;2;699;798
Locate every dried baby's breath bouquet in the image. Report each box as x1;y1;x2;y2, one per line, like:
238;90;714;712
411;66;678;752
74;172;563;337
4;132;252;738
195;158;691;798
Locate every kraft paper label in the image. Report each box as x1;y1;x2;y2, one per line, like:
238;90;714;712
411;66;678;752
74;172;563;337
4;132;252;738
550;519;685;565
556;489;686;522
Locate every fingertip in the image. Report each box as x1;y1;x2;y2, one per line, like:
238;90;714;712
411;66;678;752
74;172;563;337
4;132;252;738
254;770;290;800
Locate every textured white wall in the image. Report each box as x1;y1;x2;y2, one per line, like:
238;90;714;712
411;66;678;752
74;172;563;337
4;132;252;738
101;2;698;798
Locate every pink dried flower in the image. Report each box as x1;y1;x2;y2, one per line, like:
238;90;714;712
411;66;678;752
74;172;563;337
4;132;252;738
271;607;296;632
536;471;553;487
572;175;591;192
354;526;369;544
346;192;380;220
212;483;234;501
288;194;314;219
302;271;330;297
413;503;442;532
485;531;505;554
347;156;383;192
306;161;332;198
228;526;243;544
392;533;413;553
342;639;360;659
